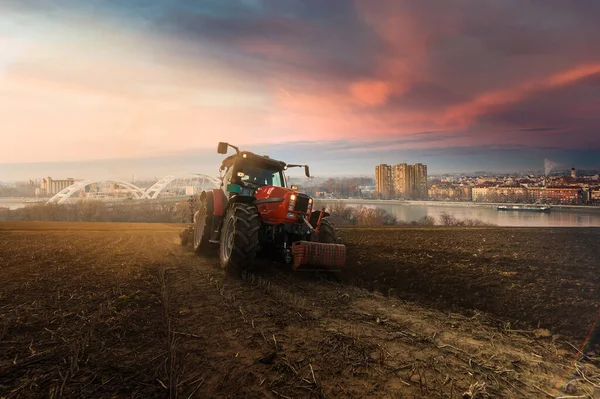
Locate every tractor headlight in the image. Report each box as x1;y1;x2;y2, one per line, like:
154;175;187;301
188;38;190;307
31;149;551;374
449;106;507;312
288;194;296;210
286;212;295;219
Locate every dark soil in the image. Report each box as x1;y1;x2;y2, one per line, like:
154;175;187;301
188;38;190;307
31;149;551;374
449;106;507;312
1;222;599;398
340;227;600;344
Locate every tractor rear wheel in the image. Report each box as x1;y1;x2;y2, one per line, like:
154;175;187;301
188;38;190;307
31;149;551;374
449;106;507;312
219;203;261;271
193;191;214;254
318;218;341;244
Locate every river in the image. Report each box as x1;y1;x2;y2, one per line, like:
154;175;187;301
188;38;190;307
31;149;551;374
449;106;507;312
0;198;46;210
315;199;600;227
3;197;600;227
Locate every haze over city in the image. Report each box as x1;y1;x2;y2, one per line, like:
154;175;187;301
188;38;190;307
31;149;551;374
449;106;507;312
1;0;599;181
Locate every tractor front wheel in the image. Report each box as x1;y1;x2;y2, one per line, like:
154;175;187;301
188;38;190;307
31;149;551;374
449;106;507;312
318;218;341;244
219;203;261;271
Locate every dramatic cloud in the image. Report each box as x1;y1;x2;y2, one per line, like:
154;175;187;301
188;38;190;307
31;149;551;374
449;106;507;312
350;80;392;107
444;64;600;127
1;0;599;177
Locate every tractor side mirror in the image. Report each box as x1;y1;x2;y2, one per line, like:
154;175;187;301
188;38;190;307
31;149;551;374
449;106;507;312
217;142;229;154
304;166;311;177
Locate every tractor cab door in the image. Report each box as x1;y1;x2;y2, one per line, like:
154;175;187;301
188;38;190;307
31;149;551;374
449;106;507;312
220;164;235;194
222;162;263;198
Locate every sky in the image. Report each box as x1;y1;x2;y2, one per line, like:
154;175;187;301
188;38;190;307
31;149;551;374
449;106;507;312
1;0;599;181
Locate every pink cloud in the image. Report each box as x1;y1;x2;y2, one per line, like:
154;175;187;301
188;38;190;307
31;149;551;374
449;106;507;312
444;63;600;126
349;80;392;107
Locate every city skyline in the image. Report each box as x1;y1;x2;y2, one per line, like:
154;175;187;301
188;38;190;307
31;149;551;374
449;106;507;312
1;157;597;184
1;1;599;178
1;140;598;183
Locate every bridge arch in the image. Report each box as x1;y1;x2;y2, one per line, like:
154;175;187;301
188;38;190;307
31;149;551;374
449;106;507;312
46;180;147;205
143;173;221;199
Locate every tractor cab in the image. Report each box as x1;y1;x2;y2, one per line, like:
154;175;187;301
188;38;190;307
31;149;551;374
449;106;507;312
217;146;315;227
219;150;288;198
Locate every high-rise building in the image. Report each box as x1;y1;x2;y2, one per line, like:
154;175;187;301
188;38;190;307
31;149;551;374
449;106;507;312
392;164;407;198
375;164;393;199
391;163;428;199
414;163;428;199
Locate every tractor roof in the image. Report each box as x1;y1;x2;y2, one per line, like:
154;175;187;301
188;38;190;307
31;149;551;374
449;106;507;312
221;151;287;171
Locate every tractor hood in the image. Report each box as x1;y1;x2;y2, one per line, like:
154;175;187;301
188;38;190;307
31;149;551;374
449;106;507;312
254;186;302;203
253;186;313;222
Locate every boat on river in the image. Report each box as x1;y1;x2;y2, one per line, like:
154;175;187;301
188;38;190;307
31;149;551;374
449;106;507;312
497;205;551;212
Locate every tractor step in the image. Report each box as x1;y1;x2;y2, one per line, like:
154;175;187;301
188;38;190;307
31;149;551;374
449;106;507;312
291;241;346;271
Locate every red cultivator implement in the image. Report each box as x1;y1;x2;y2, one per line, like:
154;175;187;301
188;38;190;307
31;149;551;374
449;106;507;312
292;241;346;271
291;206;346;271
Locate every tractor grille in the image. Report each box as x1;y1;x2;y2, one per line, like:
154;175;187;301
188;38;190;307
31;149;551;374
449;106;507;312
295;195;310;213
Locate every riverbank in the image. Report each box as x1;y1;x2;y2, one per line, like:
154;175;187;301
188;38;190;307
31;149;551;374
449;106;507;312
4;196;598;213
315;198;600;212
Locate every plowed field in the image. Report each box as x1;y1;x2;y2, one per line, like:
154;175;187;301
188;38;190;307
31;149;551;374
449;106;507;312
1;222;599;398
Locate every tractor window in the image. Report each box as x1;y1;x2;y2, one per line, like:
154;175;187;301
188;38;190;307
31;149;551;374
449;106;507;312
240;166;284;187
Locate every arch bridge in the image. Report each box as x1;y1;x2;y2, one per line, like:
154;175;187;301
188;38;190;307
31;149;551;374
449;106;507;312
143;173;221;199
46;180;147;205
46;173;222;205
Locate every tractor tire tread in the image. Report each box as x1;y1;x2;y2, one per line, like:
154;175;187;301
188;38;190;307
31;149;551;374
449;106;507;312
318;218;342;244
220;203;261;270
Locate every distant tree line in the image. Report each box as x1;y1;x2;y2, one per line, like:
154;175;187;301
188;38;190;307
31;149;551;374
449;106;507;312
302;177;374;198
326;201;494;227
0;199;493;227
0;201;192;223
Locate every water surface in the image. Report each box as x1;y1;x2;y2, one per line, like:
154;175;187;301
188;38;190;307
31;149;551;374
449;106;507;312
316;200;600;227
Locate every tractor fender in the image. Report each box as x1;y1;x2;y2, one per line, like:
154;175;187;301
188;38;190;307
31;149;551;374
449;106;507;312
211;189;228;216
309;210;330;227
208;189;233;242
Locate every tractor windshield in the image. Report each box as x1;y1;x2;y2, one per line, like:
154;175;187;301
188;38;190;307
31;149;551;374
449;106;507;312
239;165;285;188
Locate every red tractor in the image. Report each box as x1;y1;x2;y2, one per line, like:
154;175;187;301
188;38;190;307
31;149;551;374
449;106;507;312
184;142;346;271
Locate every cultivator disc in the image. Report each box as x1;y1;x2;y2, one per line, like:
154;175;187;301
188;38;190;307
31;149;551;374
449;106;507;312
291;241;346;271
